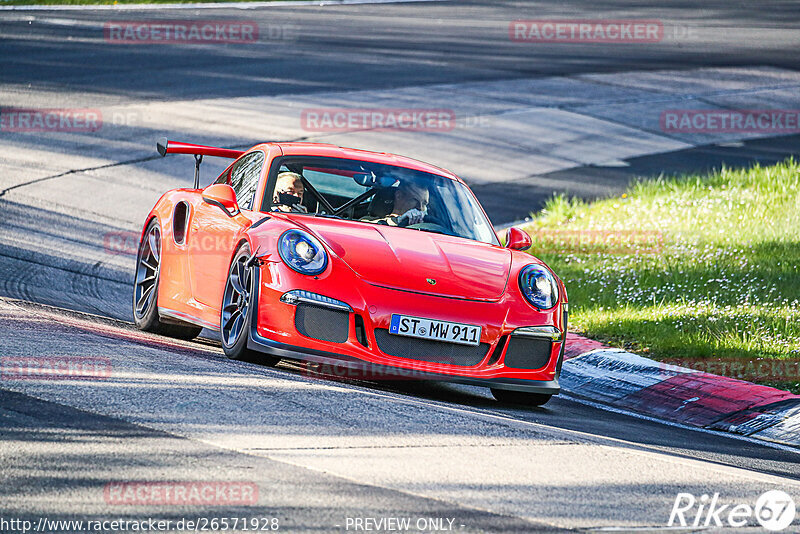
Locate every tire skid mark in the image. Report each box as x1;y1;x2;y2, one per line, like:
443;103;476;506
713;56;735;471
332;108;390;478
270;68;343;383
2;297;221;359
0;155;159;199
0;140;276;199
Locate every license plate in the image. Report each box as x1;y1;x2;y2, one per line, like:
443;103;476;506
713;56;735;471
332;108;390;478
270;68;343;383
389;314;481;346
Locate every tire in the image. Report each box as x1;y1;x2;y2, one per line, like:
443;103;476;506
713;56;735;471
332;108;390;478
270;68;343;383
133;219;202;340
491;388;552;407
221;243;280;366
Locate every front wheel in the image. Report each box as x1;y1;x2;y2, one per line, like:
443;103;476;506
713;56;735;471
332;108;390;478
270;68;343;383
221;244;280;366
491;388;552;407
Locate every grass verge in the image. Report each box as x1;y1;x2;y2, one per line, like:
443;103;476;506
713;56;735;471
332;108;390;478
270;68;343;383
522;158;800;393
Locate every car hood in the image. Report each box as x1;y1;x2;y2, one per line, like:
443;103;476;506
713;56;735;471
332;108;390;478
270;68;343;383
294;217;511;301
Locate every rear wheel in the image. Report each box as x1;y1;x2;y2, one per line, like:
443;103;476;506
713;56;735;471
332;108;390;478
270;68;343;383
491;388;552;407
221;243;280;366
133;219;202;340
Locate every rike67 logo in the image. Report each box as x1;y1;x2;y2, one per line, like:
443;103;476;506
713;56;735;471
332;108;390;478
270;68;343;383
669;491;796;531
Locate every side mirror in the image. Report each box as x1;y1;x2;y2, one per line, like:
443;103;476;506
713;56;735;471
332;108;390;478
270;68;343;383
505;227;532;251
202;184;240;217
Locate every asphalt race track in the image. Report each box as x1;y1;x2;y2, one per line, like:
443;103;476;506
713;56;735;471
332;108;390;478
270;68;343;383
2;1;800;531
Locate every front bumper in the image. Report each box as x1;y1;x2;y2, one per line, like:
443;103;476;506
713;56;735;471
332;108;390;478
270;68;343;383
248;263;565;395
247;321;560;394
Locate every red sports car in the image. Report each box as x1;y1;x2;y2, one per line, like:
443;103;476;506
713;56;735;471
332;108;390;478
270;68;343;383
134;139;568;406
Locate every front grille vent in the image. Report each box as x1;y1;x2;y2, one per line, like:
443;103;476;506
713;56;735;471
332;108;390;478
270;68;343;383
295;304;349;343
503;337;552;370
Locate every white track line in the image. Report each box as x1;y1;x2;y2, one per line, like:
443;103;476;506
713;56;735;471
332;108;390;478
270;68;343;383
560;392;800;455
215;380;800;487
0;0;447;11
340;382;800;459
9;297;800;457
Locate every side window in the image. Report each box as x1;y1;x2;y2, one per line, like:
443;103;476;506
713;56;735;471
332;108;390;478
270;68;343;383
214;165;231;185
229;152;264;210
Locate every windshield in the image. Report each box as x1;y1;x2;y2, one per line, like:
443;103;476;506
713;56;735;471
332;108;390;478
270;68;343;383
262;156;499;245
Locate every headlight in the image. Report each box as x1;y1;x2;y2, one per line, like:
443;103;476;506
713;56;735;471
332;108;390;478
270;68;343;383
278;229;328;275
519;264;559;309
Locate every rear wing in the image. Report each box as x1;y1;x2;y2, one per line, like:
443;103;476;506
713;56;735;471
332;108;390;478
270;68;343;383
156;137;245;188
157;137;244;159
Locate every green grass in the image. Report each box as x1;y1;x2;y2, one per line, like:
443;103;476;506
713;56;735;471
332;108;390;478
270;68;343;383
521;159;800;392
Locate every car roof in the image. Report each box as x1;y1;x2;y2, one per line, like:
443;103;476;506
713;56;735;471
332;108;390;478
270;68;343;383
253;142;462;183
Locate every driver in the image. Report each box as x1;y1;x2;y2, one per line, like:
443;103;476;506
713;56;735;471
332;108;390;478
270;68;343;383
363;181;429;227
272;172;307;213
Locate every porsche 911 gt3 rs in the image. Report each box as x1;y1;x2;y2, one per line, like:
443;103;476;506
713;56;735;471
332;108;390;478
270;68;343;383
134;138;568;406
